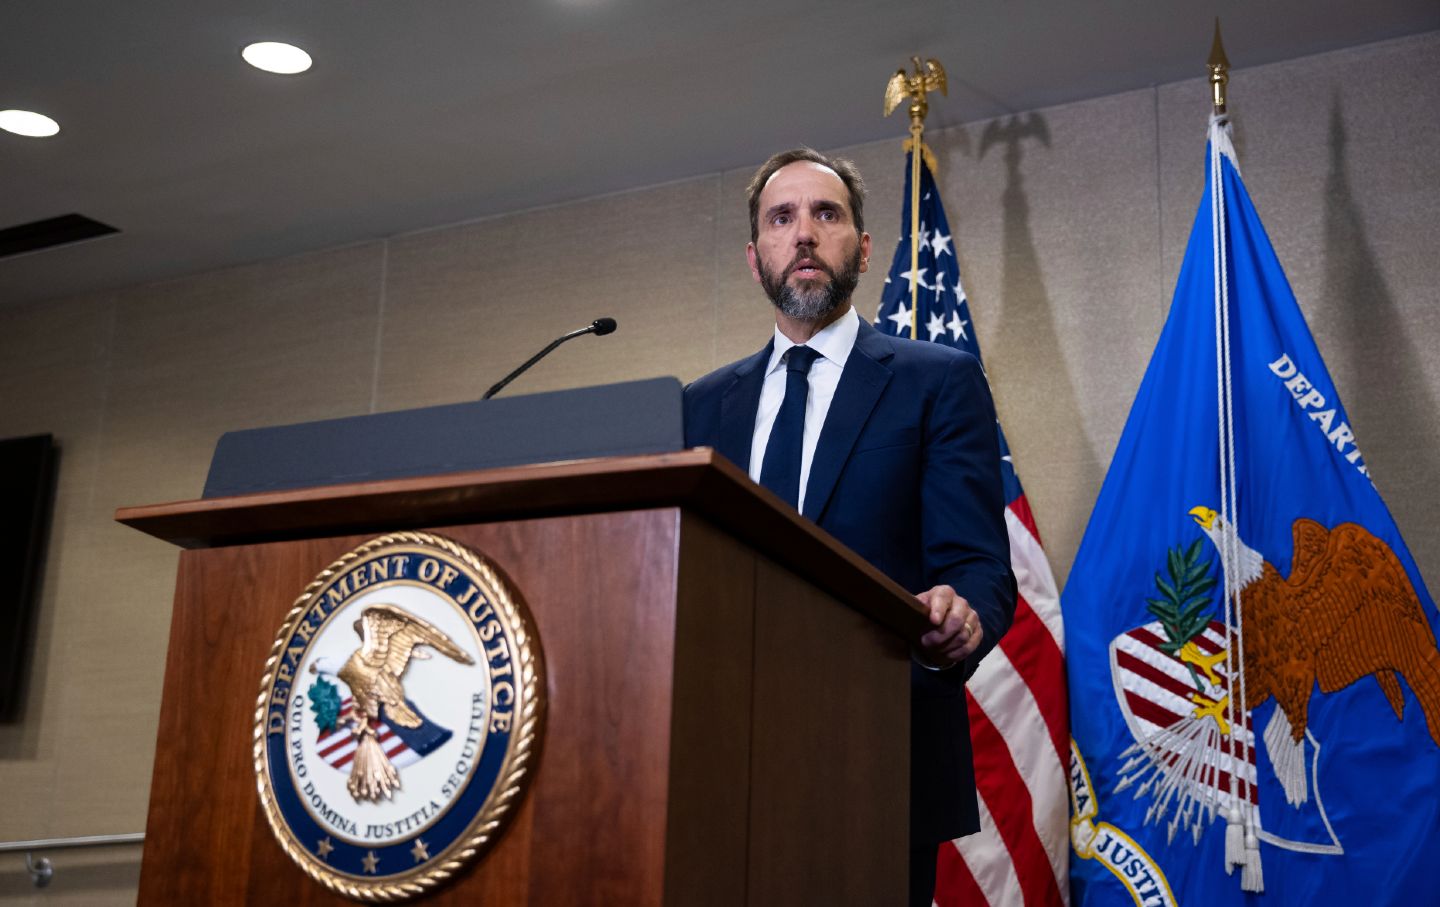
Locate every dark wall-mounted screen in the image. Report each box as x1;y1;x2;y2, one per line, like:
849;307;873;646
0;434;57;723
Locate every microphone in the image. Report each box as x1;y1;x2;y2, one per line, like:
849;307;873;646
482;318;617;400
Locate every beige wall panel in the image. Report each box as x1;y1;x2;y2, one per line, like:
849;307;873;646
0;293;114;437
43;242;385;838
92;239;384;510
104;241;385;449
937;91;1164;585
378;176;720;409
0;293;115;843
43;521;172;837
1158;31;1440;596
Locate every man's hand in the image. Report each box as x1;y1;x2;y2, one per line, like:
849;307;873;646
916;584;983;669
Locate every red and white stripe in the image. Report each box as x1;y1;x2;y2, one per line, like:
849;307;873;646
316;698;420;771
936;496;1070;907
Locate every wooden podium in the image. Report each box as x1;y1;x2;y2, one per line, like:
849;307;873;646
117;449;930;906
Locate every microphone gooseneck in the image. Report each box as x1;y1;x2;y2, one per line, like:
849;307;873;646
482;317;618;400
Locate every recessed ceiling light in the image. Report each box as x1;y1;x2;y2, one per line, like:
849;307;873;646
0;110;60;138
241;42;313;75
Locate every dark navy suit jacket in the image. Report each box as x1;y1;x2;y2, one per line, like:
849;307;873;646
683;316;1016;843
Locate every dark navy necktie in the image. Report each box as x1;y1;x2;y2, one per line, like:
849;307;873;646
758;345;821;509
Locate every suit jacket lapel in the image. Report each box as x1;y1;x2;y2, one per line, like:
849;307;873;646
718;341;773;472
803;320;894;521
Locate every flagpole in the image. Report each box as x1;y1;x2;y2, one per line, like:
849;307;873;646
908;119;923;339
884;56;948;340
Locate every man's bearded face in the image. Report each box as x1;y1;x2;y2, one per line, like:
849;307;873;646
755;243;864;321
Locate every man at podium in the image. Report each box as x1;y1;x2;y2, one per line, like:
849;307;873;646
684;147;1016;907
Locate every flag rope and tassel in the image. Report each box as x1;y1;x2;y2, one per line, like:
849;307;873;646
1211;107;1246;881
1207;18;1243;880
1207;22;1263;891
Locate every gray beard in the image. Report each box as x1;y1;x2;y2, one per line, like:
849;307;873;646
759;248;862;321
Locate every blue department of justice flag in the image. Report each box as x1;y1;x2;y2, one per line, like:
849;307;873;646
1063;115;1440;906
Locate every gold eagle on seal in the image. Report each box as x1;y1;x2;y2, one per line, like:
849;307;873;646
310;604;474;802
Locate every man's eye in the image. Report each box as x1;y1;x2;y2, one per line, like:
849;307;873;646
772;213;791;225
818;210;837;221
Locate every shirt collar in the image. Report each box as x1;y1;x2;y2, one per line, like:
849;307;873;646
766;306;860;375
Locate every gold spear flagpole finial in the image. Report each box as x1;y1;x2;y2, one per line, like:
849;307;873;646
884;56;947;339
1208;18;1230;115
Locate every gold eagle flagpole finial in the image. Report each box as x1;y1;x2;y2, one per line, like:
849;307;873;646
884;56;946;339
1208;18;1230;116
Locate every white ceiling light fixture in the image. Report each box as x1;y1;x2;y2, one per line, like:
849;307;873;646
241;41;313;75
0;109;60;137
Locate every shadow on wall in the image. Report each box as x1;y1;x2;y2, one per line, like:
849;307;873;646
978;113;1105;578
1323;93;1440;579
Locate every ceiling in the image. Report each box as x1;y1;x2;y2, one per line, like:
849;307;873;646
2;1;1436;308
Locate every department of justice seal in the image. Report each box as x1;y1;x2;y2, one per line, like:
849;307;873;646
254;532;545;901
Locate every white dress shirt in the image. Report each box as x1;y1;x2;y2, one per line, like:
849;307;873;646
748;306;860;513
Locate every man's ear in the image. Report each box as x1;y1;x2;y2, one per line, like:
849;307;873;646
859;232;873;273
746;242;761;283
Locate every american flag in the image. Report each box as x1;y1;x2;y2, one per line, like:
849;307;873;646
874;151;1070;906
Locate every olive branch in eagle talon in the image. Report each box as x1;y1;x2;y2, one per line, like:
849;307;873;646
1147;539;1218;660
310;604;475;803
1146;538;1230;731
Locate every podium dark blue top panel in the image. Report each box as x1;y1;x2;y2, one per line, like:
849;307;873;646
203;378;684;498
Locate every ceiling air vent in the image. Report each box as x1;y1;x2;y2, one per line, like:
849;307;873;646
0;214;119;260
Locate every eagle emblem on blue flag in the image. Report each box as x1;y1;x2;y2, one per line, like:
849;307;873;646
1109;507;1440;848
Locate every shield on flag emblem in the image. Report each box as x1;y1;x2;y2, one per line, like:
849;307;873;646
1110;618;1259;840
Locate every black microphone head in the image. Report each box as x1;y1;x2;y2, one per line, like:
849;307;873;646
591;317;617;336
